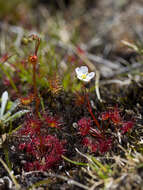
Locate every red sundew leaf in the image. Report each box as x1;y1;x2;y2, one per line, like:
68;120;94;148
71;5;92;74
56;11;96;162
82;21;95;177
20;118;41;136
78;117;92;136
101;112;110;120
24;162;34;171
121;121;134;134
98;138;112;154
48;74;62;96
44;115;61;129
82;137;91;146
82;137;112;154
74;91;85;107
91;144;98;152
18;143;26;150
20;135;66;171
20;94;34;105
109;107;122;125
26;143;34;154
82;137;94;151
79;125;91;136
82;137;98;152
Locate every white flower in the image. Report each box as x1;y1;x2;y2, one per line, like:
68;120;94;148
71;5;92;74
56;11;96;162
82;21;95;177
75;66;95;82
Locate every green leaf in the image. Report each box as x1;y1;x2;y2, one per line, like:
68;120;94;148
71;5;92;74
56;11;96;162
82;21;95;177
62;155;88;166
4;110;30;123
0;91;8;118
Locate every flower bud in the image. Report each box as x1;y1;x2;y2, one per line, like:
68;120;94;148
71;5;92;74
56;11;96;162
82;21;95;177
29;55;37;65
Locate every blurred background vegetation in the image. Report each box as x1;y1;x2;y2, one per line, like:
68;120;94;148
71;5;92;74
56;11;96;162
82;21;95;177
1;0;143;94
1;0;143;53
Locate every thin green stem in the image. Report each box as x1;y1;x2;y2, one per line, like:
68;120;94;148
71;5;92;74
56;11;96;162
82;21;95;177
62;155;88;166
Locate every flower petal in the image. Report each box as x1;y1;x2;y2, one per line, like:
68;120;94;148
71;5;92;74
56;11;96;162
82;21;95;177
75;67;81;75
80;66;88;74
82;78;90;82
86;72;95;80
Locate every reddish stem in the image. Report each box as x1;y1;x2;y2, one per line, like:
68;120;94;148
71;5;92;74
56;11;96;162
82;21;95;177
33;62;39;116
83;85;102;133
35;38;41;56
30;36;41;116
86;93;101;130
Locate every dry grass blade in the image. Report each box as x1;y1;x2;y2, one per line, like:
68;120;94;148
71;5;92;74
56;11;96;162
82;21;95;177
0;157;21;189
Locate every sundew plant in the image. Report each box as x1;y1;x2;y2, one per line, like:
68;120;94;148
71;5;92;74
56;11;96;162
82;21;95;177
0;32;140;189
0;1;143;189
